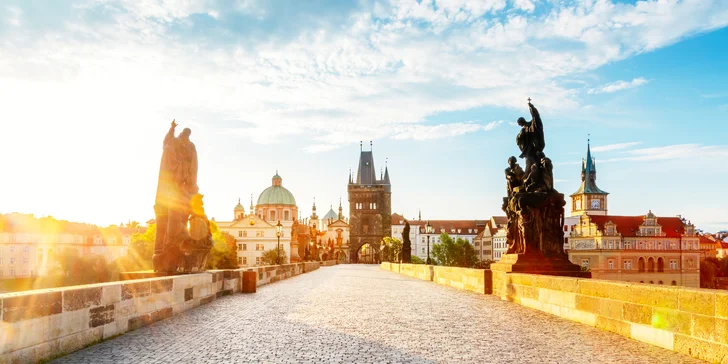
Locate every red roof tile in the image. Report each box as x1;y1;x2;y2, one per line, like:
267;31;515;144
586;215;686;238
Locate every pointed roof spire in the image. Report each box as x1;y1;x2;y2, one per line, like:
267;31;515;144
383;158;390;184
418;209;422;221
249;194;254;212
571;138;608;197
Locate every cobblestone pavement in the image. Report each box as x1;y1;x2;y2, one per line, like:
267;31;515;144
54;265;704;364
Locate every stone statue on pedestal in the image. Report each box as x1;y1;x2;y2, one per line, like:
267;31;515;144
402;220;411;263
153;120;212;274
496;101;585;276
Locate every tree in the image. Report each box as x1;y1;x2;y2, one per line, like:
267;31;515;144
261;248;288;265
431;233;480;268
206;230;238;269
410;255;425;264
382;237;402;262
131;223;156;261
701;260;718;288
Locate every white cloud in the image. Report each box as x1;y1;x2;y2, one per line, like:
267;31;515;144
391;120;503;141
5;6;22;26
0;0;726;154
591;141;641;152
601;144;728;162
588;78;648;94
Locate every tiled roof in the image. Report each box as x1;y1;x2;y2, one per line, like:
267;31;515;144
585;215;686;238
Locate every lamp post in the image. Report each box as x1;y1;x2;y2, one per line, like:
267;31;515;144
276;220;282;265
426;221;433;265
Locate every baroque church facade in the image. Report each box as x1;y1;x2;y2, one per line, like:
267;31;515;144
348;143;392;263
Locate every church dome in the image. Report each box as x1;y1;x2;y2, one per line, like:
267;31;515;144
234;199;245;211
257;173;296;206
323;207;338;221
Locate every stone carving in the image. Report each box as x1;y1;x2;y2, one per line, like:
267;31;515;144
502;102;573;267
401;220;411;263
153;120;212;274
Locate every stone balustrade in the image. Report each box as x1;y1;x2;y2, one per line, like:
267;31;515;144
381;262;728;362
0;262;320;363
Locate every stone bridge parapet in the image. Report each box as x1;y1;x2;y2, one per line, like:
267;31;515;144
0;262;320;363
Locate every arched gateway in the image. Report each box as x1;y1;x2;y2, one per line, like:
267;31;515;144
347;142;391;264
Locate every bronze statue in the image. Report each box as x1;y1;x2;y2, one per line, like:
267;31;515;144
516;101;545;179
402;220;411;263
153;120;211;273
505;156;525;197
501;100;572;264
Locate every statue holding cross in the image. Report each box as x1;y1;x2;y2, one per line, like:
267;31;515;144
516;98;545;180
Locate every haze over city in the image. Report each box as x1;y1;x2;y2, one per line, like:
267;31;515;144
1;0;727;231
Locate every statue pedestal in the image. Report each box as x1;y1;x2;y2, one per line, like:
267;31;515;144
491;252;590;278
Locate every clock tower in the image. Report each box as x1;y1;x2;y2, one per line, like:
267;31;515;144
570;140;608;216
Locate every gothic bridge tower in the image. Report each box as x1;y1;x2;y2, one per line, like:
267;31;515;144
348;142;391;263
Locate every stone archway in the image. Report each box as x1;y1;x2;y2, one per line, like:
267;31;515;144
357;243;376;264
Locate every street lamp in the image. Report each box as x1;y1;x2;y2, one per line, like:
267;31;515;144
425;221;433;265
276;220;283;265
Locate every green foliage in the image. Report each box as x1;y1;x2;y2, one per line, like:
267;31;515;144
51;248;111;286
473;260;494;269
206;231;238;269
131;223;156;261
261;248;288;265
430;233;480;268
410;255;425;264
382;237;403;262
701;257;728;288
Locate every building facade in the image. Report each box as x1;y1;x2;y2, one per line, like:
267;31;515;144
348;144;391;263
391;213;486;262
567;142;700;287
215;173;298;266
0;214;141;280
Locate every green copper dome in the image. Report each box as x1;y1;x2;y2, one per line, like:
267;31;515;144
257;173;296;206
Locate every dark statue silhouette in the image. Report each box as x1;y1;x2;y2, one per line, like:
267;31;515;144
153;120;212;274
497;101;584;276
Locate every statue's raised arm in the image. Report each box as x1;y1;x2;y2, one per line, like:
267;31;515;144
528;102;545;152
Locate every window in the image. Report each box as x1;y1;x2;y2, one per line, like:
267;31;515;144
608;241;613;250
658;280;663;285
269;211;276;221
581;259;589;269
238;244;243;251
671;280;677;286
421;248;425;254
243;231;247;237
22;257;28;264
669;260;678;270
623;260;632;270
23;246;29;252
657;257;664;272
625;242;632;249
638;257;645;272
10;258;15;264
284;211;290;221
242;244;247;251
243;257;247;264
256;244;264;251
255;257;261;265
10;269;15;277
237;257;242;264
10;246;15;252
608;260;614;270
238;231;242;237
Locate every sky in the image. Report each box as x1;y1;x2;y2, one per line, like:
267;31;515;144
0;0;727;232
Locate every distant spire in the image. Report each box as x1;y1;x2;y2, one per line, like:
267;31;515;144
418;209;422;221
360;141;363;151
250;194;254;213
370;140;373;150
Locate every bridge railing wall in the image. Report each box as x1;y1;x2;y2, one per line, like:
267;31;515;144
492;270;728;362
0;262;320;363
380;262;728;362
321;260;338;267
